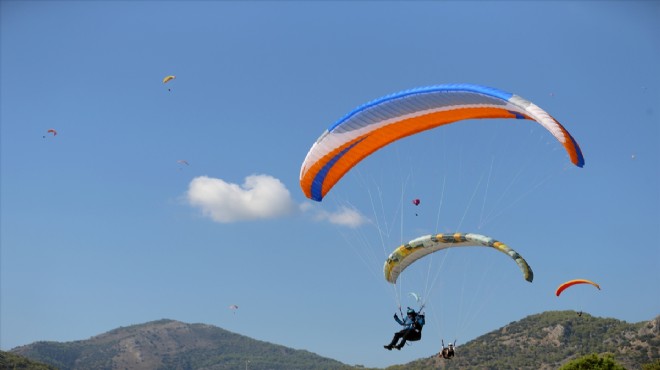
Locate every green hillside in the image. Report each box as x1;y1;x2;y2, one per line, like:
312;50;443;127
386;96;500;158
386;311;659;370
10;311;659;370
10;319;351;370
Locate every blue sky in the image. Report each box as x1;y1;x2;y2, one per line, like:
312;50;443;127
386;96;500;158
1;1;658;368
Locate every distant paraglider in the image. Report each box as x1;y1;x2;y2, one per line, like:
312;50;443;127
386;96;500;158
43;129;57;138
177;160;189;169
555;279;600;296
556;279;600;317
440;339;456;359
163;75;176;91
229;304;239;314
412;198;420;216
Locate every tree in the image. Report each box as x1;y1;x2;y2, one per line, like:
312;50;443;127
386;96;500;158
560;353;626;370
0;350;57;370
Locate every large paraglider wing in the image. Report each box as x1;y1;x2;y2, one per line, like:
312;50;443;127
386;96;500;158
383;233;533;284
555;279;601;296
300;83;584;201
163;75;176;84
47;129;57;136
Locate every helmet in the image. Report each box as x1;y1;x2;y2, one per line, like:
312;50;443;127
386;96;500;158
406;308;416;315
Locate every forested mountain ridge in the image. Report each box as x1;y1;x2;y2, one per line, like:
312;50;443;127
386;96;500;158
9;311;659;370
10;319;350;370
387;311;659;370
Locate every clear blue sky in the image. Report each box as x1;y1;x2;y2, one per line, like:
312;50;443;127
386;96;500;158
1;1;658;368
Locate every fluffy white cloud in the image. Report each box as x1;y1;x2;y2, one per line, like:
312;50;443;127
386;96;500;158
314;205;369;228
185;174;369;227
186;174;297;223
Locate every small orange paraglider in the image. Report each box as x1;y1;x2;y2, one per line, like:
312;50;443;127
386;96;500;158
556;279;601;317
555;279;600;296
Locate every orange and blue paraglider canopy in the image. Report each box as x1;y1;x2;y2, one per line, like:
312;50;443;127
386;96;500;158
300;84;584;202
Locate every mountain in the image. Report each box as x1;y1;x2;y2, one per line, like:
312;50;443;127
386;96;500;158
10;319;353;370
9;311;659;370
387;311;660;370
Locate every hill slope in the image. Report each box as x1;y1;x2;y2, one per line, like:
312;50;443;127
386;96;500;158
10;319;350;370
10;312;659;370
387;311;660;370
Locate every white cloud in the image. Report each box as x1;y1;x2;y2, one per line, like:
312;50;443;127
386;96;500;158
186;174;297;223
313;205;369;228
185;174;369;228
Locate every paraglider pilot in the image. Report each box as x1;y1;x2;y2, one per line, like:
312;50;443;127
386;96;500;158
384;307;424;350
440;339;456;359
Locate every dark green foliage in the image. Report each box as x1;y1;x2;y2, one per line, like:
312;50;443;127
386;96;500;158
0;350;58;370
11;340;118;370
559;353;625;370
